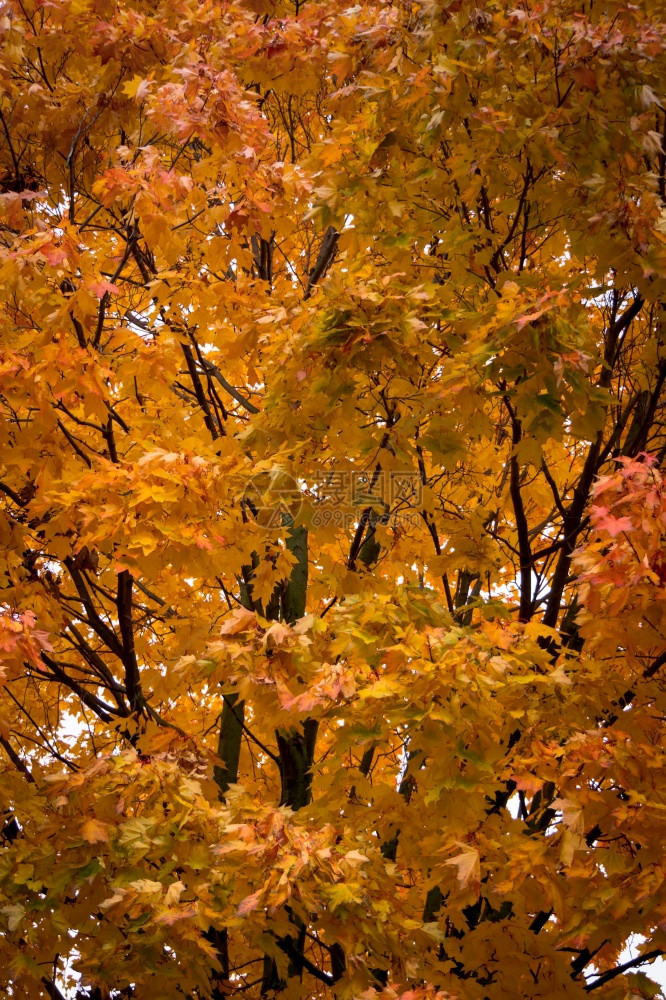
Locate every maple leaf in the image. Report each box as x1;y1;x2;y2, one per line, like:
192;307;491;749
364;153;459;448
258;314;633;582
123;75;152;101
325;883;364;910
88;279;121;298
237;889;263;917
1;903;25;932
80;818;110;843
164;880;186;906
220;608;256;635
593;512;634;537
443;845;481;892
0;1;665;998
343;849;369;864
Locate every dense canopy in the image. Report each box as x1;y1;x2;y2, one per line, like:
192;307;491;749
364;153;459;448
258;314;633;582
1;0;666;998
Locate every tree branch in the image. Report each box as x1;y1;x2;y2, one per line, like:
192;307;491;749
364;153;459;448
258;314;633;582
304;226;339;299
116;570;143;713
198;356;260;414
585;949;663;991
504;398;532;622
0;480;25;507
40;653;116;722
0;734;35;783
41;977;68;1000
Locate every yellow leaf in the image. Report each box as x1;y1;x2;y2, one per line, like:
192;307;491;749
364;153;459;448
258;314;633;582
325;883;363;909
343;849;369;865
80;818;110;843
123;75;152;101
129;879;163;895
164;880;186;906
2;903;25;931
444;845;480;891
220;608;256;635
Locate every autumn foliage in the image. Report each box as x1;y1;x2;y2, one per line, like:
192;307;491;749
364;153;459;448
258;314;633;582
1;0;666;997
